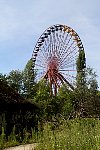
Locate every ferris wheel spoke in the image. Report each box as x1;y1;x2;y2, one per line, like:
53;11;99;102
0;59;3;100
59;44;75;63
59;69;76;72
66;45;77;57
60;42;76;60
40;71;47;80
56;33;62;53
61;74;75;84
37;50;47;61
35;63;46;69
55;71;71;86
42;44;52;60
35;58;47;67
47;35;51;54
60;72;76;79
60;62;74;70
58;37;68;55
37;46;53;65
58;35;66;50
60;57;76;69
57;72;74;90
67;50;78;61
62;41;75;56
35;71;45;80
60;45;77;66
65;63;76;69
58;31;69;55
63;35;72;50
64;32;69;43
60;62;76;70
60;52;78;67
59;47;77;67
57;34;64;53
42;38;53;58
54;72;64;85
48;35;54;56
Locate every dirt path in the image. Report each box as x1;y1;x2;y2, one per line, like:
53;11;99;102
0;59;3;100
4;143;37;150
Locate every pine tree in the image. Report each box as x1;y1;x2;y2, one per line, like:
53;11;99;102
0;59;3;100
76;49;86;88
23;58;36;98
74;49;86;117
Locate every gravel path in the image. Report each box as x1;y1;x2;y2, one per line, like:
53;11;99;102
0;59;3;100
4;143;37;150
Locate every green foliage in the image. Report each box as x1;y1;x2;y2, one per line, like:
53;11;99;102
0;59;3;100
1;54;100;149
0;127;6;142
6;70;23;93
36;118;100;150
7;126;18;145
0;75;24;103
35;80;50;101
33;80;50;106
0;127;6;149
74;66;99;117
23;58;36;98
0;73;7;82
76;49;86;72
86;67;98;94
75;49;99;117
76;49;86;89
0;59;37;99
57;84;74;117
33;81;74;120
33;79;51;120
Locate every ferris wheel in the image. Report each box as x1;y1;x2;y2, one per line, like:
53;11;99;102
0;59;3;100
32;24;84;95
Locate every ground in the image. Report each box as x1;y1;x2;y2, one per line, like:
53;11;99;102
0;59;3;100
4;143;37;150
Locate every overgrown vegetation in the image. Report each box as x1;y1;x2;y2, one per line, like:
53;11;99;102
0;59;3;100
0;52;100;149
0;119;100;150
36;118;100;150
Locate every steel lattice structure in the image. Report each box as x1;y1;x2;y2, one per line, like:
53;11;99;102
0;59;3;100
32;24;84;95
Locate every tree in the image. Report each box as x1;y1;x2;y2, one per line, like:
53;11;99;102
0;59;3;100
0;73;7;82
6;70;23;94
86;67;98;95
76;49;86;88
74;65;99;117
57;84;74;117
23;58;36;98
84;67;99;116
74;49;86;117
33;79;51;120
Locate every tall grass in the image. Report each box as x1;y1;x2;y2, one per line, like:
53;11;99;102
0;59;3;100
0;118;100;150
36;118;100;150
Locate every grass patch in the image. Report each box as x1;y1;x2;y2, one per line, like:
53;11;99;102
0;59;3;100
0;118;100;150
36;118;100;150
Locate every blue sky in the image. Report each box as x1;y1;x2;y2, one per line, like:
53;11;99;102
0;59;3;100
0;0;100;87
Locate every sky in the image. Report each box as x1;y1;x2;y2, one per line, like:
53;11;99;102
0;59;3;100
0;0;100;87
